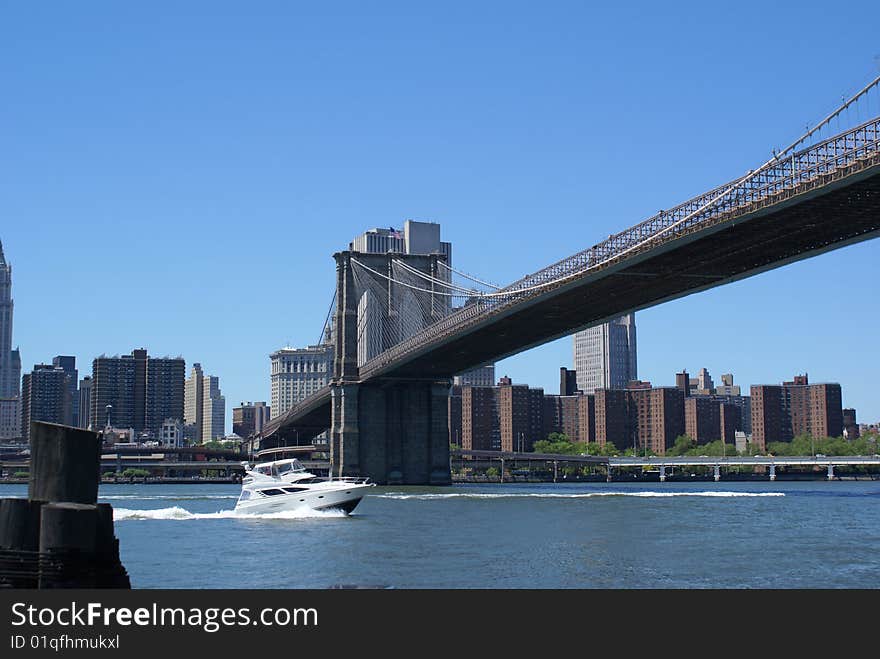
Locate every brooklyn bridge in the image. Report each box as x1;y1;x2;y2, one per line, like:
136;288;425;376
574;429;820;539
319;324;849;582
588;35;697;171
258;76;880;485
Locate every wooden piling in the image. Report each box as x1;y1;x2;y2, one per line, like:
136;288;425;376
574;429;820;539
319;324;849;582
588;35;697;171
28;421;102;504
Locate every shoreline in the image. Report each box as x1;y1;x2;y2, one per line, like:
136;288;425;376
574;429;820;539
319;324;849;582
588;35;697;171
1;474;878;486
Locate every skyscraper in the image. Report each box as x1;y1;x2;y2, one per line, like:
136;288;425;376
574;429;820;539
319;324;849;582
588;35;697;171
203;375;226;441
52;356;78;427
573;313;638;395
78;376;92;430
0;240;22;439
184;363;226;443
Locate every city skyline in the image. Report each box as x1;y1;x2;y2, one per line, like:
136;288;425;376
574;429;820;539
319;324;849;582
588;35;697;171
2;3;879;429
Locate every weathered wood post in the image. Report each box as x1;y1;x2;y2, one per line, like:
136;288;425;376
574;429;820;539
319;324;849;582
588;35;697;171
0;421;130;588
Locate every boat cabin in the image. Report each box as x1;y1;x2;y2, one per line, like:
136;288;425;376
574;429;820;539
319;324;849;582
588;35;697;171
251;458;307;479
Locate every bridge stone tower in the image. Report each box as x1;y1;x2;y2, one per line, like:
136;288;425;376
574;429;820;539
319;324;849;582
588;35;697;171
330;250;452;485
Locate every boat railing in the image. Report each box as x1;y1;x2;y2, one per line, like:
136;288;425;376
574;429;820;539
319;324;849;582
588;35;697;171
325;476;373;485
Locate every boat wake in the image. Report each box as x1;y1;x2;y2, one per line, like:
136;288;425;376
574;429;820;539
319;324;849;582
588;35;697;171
113;506;349;521
101;495;238;501
376;491;785;500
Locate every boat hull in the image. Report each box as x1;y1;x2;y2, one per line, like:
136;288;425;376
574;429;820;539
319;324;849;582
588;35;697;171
233;483;374;516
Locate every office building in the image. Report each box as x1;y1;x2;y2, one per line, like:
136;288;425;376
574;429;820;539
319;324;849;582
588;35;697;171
453;364;496;387
203;376;225;441
0;241;21;439
270;344;333;417
233;401;271;439
51;356;78;427
185;363;226;443
21;363;72;440
78;376;92;429
559;367;579;396
91;348;184;437
573;313;637;395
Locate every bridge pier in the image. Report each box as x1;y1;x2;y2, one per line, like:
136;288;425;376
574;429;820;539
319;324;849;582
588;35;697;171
769;464;776;481
659;465;666;482
331;378;451;485
827;464;835;481
713;465;721;482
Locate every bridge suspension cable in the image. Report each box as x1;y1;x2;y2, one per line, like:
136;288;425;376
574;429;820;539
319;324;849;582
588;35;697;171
436;261;502;290
391;259;491;296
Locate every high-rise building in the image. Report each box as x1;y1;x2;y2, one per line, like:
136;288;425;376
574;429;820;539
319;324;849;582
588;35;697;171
448;385;463;447
145;357;186;436
578;394;597;444
203;376;225;441
184;363;225;443
0;241;21;439
233;401;271;439
559;367;579;396
453;365;496;387
78;376;92;429
543;395;580;443
461;385;500;451
91;349;184;437
573;313;637;395
497;376;544;452
270;345;333;418
184;363;204;442
349;219;492;385
750;374;843;450
21;363;72;440
594;384;684;455
843;408;859;439
51;356;78;427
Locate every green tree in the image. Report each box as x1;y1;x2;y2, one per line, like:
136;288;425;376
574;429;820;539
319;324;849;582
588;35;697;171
667;435;696;457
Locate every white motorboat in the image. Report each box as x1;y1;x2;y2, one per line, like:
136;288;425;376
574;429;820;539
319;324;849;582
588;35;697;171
234;458;375;515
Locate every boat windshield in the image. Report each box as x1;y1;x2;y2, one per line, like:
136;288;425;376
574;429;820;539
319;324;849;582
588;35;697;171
275;460;305;477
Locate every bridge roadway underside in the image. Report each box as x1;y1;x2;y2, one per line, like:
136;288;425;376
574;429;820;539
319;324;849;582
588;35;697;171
383;164;880;379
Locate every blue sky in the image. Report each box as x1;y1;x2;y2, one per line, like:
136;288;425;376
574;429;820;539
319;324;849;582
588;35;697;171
2;1;878;428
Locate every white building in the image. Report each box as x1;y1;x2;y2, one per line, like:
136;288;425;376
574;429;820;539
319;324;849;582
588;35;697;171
573;313;637;395
453;364;496;387
270;344;333;417
160;418;184;447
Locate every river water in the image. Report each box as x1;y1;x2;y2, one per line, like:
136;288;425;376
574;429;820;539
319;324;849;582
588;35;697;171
2;480;878;589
